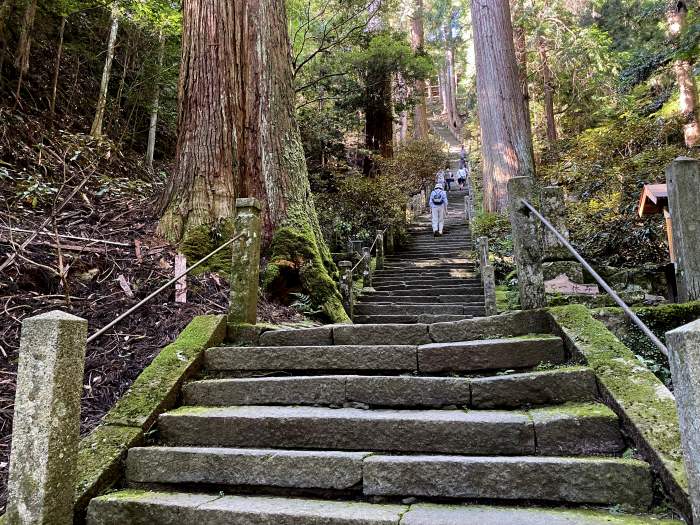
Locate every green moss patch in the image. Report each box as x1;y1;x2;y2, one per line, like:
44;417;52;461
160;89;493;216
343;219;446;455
180;221;236;276
104;315;226;429
548;305;689;516
74;425;143;513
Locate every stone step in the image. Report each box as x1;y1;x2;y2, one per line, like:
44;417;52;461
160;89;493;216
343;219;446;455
158;403;624;455
354;304;485;316
385;255;472;261
205;345;417;373
183;368;597;408
88;492;682;525
363;455;652;508
373;278;481;288
357;294;484;304
365;285;483;295
354;314;472;325
125;448;651;509
373;271;476;279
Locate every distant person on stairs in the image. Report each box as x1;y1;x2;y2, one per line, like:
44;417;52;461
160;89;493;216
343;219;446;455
430;183;448;236
445;167;454;191
459;144;467;169
436;169;446;187
457;165;467;190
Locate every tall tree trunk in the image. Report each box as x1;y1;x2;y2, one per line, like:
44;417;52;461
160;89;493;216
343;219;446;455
472;0;535;212
365;70;394;158
411;0;430;139
109;37;129;137
538;35;557;144
667;1;700;147
439;68;449;115
511;0;532;133
49;16;67;117
231;0;348;322
14;0;38;100
158;0;237;243
146;30;166;171
443;20;462;138
90;5;119;138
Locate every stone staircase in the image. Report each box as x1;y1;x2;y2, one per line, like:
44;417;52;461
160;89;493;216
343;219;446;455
354;189;486;324
87;318;680;524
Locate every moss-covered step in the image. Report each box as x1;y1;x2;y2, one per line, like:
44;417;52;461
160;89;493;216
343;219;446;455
86;492;683;525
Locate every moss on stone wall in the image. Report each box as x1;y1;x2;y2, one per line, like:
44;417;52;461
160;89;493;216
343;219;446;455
548;305;689;518
179;221;236;276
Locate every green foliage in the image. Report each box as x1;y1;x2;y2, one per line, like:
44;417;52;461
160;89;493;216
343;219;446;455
471;212;515;279
381;137;449;191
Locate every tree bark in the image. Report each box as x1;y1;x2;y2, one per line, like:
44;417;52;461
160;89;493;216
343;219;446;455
49;16;66;117
538;35;557;144
472;0;535;212
146;30;166;171
667;1;700;147
158;0;237;242
410;0;430;139
90;5;119;138
14;0;38;100
511;0;532;133
231;0;347;322
443;21;462;138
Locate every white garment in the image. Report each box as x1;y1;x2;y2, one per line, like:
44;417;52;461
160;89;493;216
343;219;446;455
431;205;446;234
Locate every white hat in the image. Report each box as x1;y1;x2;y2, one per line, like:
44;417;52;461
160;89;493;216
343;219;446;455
435;183;443;189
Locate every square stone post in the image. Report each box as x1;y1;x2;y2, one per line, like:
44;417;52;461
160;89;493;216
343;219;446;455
229;198;262;324
667;157;700;301
666;320;700;523
476;236;489;273
338;260;353;317
362;246;372;288
386;226;395;254
375;229;385;270
482;265;498;317
346;238;354;259
6;311;87;525
540;186;571;261
507;177;545;310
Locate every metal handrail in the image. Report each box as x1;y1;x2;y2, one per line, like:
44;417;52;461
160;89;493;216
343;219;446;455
521;199;669;357
87;232;246;343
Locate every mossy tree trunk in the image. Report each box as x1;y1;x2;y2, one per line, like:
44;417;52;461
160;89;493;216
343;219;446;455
411;0;430;140
232;0;348;323
158;0;238;244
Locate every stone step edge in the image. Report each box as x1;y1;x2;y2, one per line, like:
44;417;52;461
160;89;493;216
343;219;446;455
87;492;681;525
124;448;651;508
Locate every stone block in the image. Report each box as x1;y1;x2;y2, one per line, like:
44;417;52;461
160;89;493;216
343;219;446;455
127;447;368;490
363;455;652;508
543;260;585;283
6;311;87;525
418;336;565;373
259;326;333;346
530;403;624;455
471;367;598;408
332;323;431;345
666;319;700;524
184;376;347;406
205;345;417;372
345;376;471;407
159;405;535;455
428;310;551;343
229;198;262;324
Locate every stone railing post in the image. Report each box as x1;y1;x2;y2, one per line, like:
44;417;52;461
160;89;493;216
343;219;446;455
346;238;354;260
476;237;497;316
476;236;489;273
6;311;87;525
229;198;262;324
339;260;353;317
386;225;395;254
507;177;545;310
666;321;700;523
376;229;385;270
667;157;700;301
362;246;372;288
539;186;584;283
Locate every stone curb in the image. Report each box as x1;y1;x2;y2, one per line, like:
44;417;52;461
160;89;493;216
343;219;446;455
546;304;691;522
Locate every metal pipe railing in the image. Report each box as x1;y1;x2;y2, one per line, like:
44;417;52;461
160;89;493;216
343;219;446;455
87;232;246;343
521;198;669;357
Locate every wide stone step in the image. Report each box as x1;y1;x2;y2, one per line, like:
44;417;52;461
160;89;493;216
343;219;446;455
125;449;651;509
158;404;623;455
354;304;484;316
366;285;483;295
373;272;477;281
184;368;597;408
353;314;472;324
206;345;417;373
357;294;484;304
373;278;481;288
88;493;682;525
363;455;653;508
127;447;368;490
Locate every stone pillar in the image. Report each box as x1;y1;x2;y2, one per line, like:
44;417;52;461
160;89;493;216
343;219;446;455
539;186;584;283
362;246;372;288
229;198;262;324
339;260;353;317
507;177;545;310
666;320;700;523
346;238;354;259
483;265;498;317
6;311;88;525
667;157;700;301
386;226;395;254
476;236;489;273
375;230;385;270
352;240;363;257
